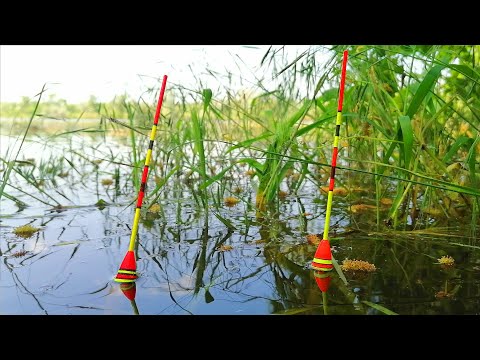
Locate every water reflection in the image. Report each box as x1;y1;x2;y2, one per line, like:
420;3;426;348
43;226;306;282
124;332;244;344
1;132;479;314
119;283;139;315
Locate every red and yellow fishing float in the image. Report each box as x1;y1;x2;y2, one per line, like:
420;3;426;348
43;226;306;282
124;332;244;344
311;50;348;277
114;75;168;283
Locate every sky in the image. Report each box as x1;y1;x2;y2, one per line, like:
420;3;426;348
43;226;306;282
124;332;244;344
0;45;314;104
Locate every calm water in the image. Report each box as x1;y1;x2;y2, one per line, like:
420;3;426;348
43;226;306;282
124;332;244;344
1;132;479;315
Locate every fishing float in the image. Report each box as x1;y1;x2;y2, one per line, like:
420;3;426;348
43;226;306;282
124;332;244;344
311;50;348;281
114;75;168;283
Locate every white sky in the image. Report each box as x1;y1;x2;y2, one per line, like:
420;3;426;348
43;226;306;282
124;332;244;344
0;45;314;104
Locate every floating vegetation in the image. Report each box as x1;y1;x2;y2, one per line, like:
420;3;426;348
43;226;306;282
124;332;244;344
13;224;40;238
437;255;455;267
233;186;243;194
154;176;164;185
423;207;443;217
253;239;267;245
147;203;161;214
341;259;376;273
349;204;377;213
350;186;368;193
320;187;349;196
285;169;301;181
278;190;288;199
101;178;113;186
1;45;480;315
12;250;28;258
380;198;393;206
435;291;453;299
17;159;35;167
224;197;240;207
306;234;321;245
95;199;108;209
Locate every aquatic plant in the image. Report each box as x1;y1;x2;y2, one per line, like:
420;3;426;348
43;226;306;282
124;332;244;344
340;259;376;272
13;224;39;238
437;255;455;266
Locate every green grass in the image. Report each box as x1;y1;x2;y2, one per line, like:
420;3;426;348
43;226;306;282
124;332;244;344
1;45;479;235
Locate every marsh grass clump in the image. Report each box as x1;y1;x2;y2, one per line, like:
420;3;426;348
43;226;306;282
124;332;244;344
13;224;40;238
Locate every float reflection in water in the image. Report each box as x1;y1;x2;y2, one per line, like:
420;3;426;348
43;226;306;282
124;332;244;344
120;283;140;315
313;270;331;315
